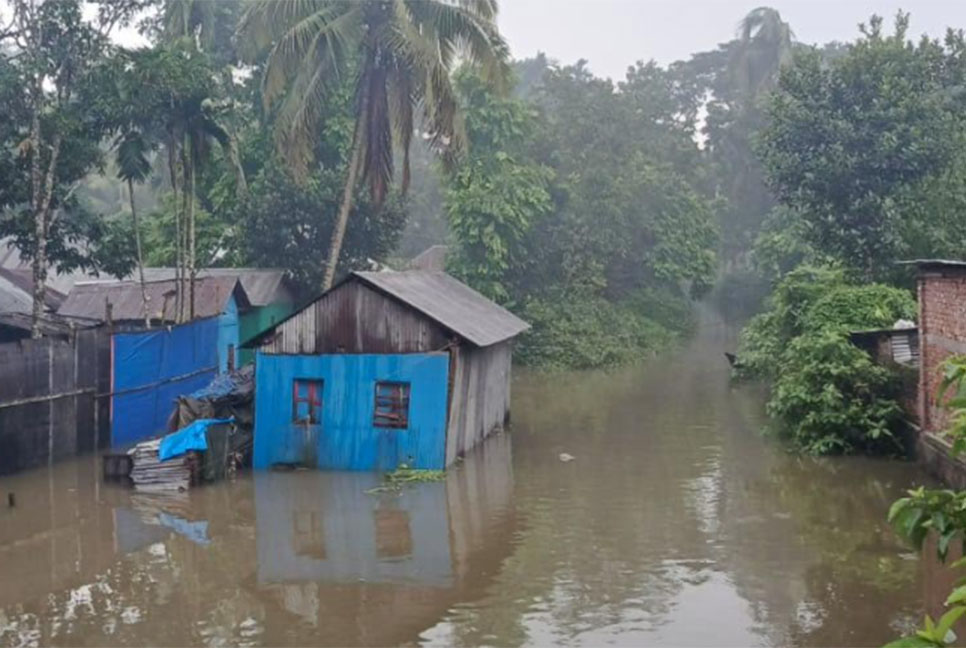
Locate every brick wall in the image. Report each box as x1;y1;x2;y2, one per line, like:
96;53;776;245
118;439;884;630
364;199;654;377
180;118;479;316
918;269;966;435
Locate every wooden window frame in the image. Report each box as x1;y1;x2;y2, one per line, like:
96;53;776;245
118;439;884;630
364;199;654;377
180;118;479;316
293;378;323;424
373;381;411;429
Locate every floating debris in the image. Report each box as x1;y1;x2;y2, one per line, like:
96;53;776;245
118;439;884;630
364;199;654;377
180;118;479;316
558;453;575;463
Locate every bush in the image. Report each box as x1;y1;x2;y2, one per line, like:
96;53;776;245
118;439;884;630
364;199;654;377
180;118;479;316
767;331;905;455
516;296;675;370
736;265;846;378
737;264;917;455
801;283;917;333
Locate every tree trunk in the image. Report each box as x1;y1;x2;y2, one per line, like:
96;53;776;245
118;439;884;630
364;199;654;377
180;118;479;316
129;178;149;328
30;132;62;339
225;135;248;199
179;140;192;322
29;95;45;338
323;122;364;290
187;151;196;320
168;138;182;322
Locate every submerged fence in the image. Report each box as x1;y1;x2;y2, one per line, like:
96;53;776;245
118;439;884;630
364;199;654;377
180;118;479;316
0;317;229;475
0;327;111;476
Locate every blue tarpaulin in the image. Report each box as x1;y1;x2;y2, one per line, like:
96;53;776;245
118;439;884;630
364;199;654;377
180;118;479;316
111;318;220;448
159;417;233;461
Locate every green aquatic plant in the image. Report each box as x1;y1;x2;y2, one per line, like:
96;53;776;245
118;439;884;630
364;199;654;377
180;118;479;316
365;464;446;494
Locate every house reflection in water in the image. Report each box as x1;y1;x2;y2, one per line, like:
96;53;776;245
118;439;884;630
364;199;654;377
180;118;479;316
256;472;454;587
254;432;518;644
0;432;518;646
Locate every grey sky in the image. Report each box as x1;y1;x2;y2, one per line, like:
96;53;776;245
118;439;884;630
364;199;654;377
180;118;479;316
499;0;966;80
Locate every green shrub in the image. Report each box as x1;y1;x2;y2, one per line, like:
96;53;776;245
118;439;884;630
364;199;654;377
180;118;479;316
801;283;917;333
735;265;846;378
767;331;905;455
737;264;917;455
516;296;675;370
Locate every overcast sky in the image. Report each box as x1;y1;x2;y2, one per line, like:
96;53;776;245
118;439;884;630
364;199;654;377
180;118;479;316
499;0;966;80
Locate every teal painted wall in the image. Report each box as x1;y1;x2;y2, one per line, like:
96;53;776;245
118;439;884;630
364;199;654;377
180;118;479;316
253;352;450;471
239;302;294;366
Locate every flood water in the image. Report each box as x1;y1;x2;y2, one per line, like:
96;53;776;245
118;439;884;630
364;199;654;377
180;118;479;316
0;313;941;646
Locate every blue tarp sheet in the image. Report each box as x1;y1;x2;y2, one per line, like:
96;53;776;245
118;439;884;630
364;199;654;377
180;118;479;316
159;417;233;461
111;318;220;449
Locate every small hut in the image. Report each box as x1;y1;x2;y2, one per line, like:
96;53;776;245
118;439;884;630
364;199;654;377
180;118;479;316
247;270;529;471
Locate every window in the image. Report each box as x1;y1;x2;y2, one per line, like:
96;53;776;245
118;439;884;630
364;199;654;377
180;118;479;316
373;381;410;429
293;379;323;424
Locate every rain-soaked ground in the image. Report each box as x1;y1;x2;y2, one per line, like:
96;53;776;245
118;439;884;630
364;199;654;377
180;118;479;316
0;312;943;647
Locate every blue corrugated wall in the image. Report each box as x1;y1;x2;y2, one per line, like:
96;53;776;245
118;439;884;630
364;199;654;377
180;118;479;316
216;295;240;372
253;352;450;471
111;317;219;448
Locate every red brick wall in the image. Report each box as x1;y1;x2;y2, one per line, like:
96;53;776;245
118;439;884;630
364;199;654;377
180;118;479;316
919;270;966;435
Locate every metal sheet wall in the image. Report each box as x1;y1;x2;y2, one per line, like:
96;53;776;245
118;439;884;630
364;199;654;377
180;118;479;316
0;328;110;476
260;282;450;355
445;342;512;466
253;352;450;471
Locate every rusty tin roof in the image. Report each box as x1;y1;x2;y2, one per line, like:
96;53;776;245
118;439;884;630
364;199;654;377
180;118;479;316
353;271;529;347
58;276;249;322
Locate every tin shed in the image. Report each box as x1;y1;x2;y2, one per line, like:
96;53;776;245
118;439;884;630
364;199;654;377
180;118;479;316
59;276;251;374
249;270;529;471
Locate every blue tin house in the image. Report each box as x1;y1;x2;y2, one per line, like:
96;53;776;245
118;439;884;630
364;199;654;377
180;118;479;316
247;271;529;472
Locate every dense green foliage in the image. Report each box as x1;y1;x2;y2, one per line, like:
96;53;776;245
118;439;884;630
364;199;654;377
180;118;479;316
733;13;966;459
754;15;966;281
444;63;716;368
737;266;916;454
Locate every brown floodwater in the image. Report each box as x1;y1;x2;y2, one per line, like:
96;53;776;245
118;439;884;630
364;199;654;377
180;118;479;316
0;312;943;647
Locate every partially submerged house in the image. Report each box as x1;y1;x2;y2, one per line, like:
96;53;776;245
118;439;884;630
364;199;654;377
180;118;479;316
248;270;529;471
58;276;250;373
908;260;966;486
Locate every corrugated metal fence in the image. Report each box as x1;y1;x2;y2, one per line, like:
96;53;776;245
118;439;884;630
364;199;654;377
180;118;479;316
0;327;111;476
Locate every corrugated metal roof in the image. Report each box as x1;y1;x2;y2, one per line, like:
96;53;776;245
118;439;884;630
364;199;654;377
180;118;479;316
0;268;65;309
109;268;292;306
0;273;33;314
898;259;966;270
353;271;529;347
58;277;249;322
0;312;92;337
0;237;105;294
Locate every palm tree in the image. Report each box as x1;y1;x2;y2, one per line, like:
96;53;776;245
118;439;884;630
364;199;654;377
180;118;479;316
115;131;153;327
159;0;248;319
730;7;794;107
240;0;510;289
